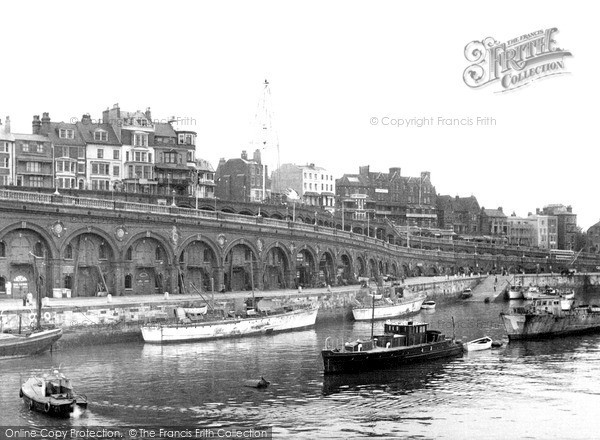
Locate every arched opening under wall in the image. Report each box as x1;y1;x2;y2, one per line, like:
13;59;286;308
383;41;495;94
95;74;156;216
180;241;219;293
0;276;6;295
353;227;363;235
357;257;366;278
401;263;410;278
368;258;378;279
263;246;289;290
318;252;335;287
224;243;256;292
295;249;315;288
1;229;53;299
338;254;353;285
67;233;115;297
390;263;399;278
124;237;169;295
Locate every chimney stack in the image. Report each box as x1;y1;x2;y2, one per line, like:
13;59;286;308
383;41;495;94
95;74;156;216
41;112;51;134
6;116;11;133
359;165;370;176
32;115;41;135
498;207;503;213
253;149;262;164
81;114;92;124
241;150;248;160
145;107;152;121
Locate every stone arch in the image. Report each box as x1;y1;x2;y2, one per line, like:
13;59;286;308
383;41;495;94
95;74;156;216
295;245;318;288
337;252;354;285
262;243;291;290
368;258;378;279
178;237;222;293
318;250;336;286
238;210;254;216
123;232;174;295
356;256;367;278
223;239;260;292
390;262;399;278
0;223;58;299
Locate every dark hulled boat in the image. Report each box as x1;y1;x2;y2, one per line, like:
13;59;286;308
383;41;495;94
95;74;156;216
0;328;62;358
501;296;600;340
321;321;463;374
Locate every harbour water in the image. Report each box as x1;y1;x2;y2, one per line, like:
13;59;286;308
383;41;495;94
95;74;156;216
2;294;600;439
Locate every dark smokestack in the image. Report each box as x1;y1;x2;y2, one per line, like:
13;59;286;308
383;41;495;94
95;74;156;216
32;115;41;135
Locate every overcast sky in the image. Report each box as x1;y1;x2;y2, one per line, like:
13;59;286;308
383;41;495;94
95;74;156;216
1;1;597;228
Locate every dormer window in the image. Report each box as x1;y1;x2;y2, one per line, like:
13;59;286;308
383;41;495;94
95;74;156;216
134;133;148;147
59;128;75;139
178;133;195;145
93;130;108;142
136;118;148;127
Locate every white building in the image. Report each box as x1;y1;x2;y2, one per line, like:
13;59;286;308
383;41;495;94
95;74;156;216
0;116;15;186
271;163;335;212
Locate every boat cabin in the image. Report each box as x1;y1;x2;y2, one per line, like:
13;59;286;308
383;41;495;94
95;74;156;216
380;321;445;346
42;373;73;398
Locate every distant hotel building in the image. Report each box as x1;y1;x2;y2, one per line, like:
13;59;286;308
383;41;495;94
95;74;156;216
336;166;437;227
537;205;577;250
271;163;335;212
0;117;14;186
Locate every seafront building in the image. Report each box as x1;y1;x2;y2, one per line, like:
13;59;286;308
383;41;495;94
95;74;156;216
215;150;270;202
271;163;335;213
0;117;14;186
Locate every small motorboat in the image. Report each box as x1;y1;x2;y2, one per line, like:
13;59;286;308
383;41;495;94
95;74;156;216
20;369;87;418
461;288;473;299
465;336;492;352
243;376;270;389
421;301;436;310
507;287;524;300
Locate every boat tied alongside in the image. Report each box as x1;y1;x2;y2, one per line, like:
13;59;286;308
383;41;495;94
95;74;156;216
321;320;463;374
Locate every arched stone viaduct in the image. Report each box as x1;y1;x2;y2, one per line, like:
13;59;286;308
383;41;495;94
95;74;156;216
0;191;595;298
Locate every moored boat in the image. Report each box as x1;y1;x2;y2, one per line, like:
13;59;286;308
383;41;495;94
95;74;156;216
465;336;492;351
522;286;541;300
352;295;426;321
420;301;436;310
20;369;87;418
0;328;63;359
460;288;473;299
501;297;600;340
141;303;319;343
321;320;463;374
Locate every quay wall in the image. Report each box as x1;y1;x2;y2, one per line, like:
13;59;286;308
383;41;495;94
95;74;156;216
0;277;483;348
514;273;600;290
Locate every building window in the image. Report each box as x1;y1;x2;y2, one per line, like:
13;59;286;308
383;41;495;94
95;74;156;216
125;247;133;261
125;274;132;289
186;150;194;162
91;163;110;175
77;163;85;173
113;165;120;177
22;143;29;152
59;128;75;139
155;246;163;261
93;130;108;142
203;249;212;262
29;176;44;187
113;150;120;160
64;275;72;290
36;144;43;153
0;241;5;258
164;152;177;163
134;133;148;147
34;242;43;257
0;157;8;168
97;149;104;159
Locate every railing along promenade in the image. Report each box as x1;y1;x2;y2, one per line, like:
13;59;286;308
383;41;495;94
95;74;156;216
0;189;596;270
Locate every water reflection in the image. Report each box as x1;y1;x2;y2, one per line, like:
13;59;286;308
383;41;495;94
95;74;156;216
322;360;449;396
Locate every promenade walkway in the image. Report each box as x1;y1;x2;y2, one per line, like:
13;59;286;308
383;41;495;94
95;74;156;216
0;276;464;313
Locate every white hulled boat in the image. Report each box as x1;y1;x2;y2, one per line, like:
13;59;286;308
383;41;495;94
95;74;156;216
352;295;426;321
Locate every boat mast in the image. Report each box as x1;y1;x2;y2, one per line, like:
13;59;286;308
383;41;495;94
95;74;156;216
370;291;376;341
30;252;42;331
249;258;255;310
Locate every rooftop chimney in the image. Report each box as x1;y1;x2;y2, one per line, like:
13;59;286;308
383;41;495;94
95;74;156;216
359;165;370;176
4;116;9;133
145;107;152;121
241;150;248;160
567;205;573;213
253;149;261;164
81;114;92;124
389;167;401;176
41;112;51;134
498;207;503;213
32;115;41;135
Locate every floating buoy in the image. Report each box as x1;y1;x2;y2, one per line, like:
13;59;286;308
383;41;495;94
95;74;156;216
43;312;52;321
44;402;51;413
243;376;270;389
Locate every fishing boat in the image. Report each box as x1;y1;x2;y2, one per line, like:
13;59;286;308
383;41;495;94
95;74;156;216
501;297;600;340
142;302;319;343
1;254;62;358
420;301;436;310
522;286;541;300
352;294;426;321
20;369;87;418
321;320;463;374
464;336;492;351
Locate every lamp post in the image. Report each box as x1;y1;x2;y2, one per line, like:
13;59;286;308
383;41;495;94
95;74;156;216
171;189;176;206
